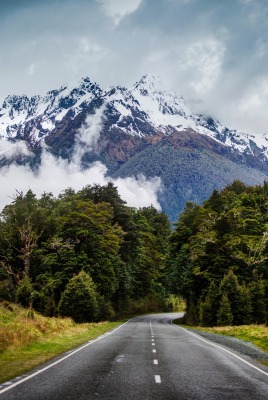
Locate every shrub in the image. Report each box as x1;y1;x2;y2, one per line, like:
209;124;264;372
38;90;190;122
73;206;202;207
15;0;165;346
58;271;99;323
16;276;33;307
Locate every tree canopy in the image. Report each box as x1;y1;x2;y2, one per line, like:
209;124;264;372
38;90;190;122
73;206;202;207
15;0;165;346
1;180;267;326
168;181;268;326
0;183;171;320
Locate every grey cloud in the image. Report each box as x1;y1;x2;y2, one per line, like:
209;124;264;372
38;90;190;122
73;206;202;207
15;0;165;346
1;0;268;133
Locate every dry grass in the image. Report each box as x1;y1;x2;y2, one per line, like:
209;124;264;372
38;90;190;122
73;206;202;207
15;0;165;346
0;303;75;352
0;302;122;383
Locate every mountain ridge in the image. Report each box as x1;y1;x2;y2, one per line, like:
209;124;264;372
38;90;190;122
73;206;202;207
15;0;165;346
1;73;268;220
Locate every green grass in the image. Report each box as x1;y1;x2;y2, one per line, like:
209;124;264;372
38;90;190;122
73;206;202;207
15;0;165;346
195;325;268;352
0;303;122;383
173;320;268;353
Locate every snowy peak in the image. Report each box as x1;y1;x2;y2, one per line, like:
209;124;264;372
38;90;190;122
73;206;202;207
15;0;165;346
42;77;102;110
131;73;193;124
0;73;268;162
133;73;164;94
2;94;31;112
0;77;103;143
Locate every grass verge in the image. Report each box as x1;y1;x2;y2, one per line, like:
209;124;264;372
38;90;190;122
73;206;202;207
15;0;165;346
173;319;268;365
0;303;122;384
187;325;268;353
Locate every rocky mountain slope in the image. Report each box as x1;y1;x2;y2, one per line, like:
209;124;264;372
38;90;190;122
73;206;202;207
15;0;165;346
1;74;268;220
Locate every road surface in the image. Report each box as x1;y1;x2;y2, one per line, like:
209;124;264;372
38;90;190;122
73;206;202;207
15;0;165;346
0;313;268;399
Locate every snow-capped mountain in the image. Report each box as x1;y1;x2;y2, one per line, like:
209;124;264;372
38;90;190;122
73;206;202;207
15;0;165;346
1;73;268;220
1;73;268;159
0;77;102;145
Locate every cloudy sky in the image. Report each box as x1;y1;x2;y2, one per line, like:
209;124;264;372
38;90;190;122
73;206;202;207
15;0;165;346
1;0;268;134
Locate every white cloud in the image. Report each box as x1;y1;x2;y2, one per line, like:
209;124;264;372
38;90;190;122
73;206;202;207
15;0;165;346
73;102;107;164
0;105;162;212
115;175;161;209
97;0;143;25
180;38;225;94
0;139;32;159
0;151;162;212
232;78;268;133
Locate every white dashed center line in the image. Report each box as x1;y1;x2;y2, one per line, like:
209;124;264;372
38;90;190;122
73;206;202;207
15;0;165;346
150;320;161;384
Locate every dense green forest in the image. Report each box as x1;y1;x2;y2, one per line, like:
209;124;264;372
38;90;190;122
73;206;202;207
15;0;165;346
0;180;268;326
0;183;172;321
168;180;268;326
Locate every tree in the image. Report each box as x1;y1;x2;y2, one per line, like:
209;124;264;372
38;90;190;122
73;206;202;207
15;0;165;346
16;275;33;307
217;294;233;326
0;190;44;293
58;271;98;323
199;281;219;326
219;270;249;325
250;280;267;324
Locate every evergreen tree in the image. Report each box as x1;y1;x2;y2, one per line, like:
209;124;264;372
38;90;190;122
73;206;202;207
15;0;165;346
237;285;252;325
217;294;233;326
58;271;98;323
199;281;219;326
219;270;243;325
250;280;267;324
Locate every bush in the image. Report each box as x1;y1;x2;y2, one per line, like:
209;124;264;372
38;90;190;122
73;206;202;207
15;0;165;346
16;276;33;307
58;271;99;323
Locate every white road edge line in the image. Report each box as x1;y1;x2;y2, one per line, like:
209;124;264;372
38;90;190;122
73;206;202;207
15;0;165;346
155;375;161;383
0;320;131;395
171;320;268;378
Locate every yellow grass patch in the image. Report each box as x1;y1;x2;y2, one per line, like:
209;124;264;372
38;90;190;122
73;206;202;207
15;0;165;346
0;302;121;383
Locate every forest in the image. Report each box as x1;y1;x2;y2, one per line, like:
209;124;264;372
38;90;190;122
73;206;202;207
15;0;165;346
0;180;267;326
168;180;268;326
0;183;171;322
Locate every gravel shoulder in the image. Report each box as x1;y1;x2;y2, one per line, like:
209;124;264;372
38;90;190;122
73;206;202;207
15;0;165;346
186;328;268;362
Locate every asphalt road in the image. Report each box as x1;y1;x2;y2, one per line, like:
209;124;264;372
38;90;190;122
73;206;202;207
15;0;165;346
1;313;268;399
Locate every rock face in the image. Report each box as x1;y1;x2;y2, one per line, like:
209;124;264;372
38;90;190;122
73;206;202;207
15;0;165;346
1;73;268;220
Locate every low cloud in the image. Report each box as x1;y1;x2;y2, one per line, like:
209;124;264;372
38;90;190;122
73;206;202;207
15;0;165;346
0;151;162;212
0;139;32;159
73;102;107;164
0;106;162;212
115;175;161;209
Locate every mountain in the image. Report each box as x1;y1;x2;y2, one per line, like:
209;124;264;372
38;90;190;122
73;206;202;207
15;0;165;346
1;73;268;220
